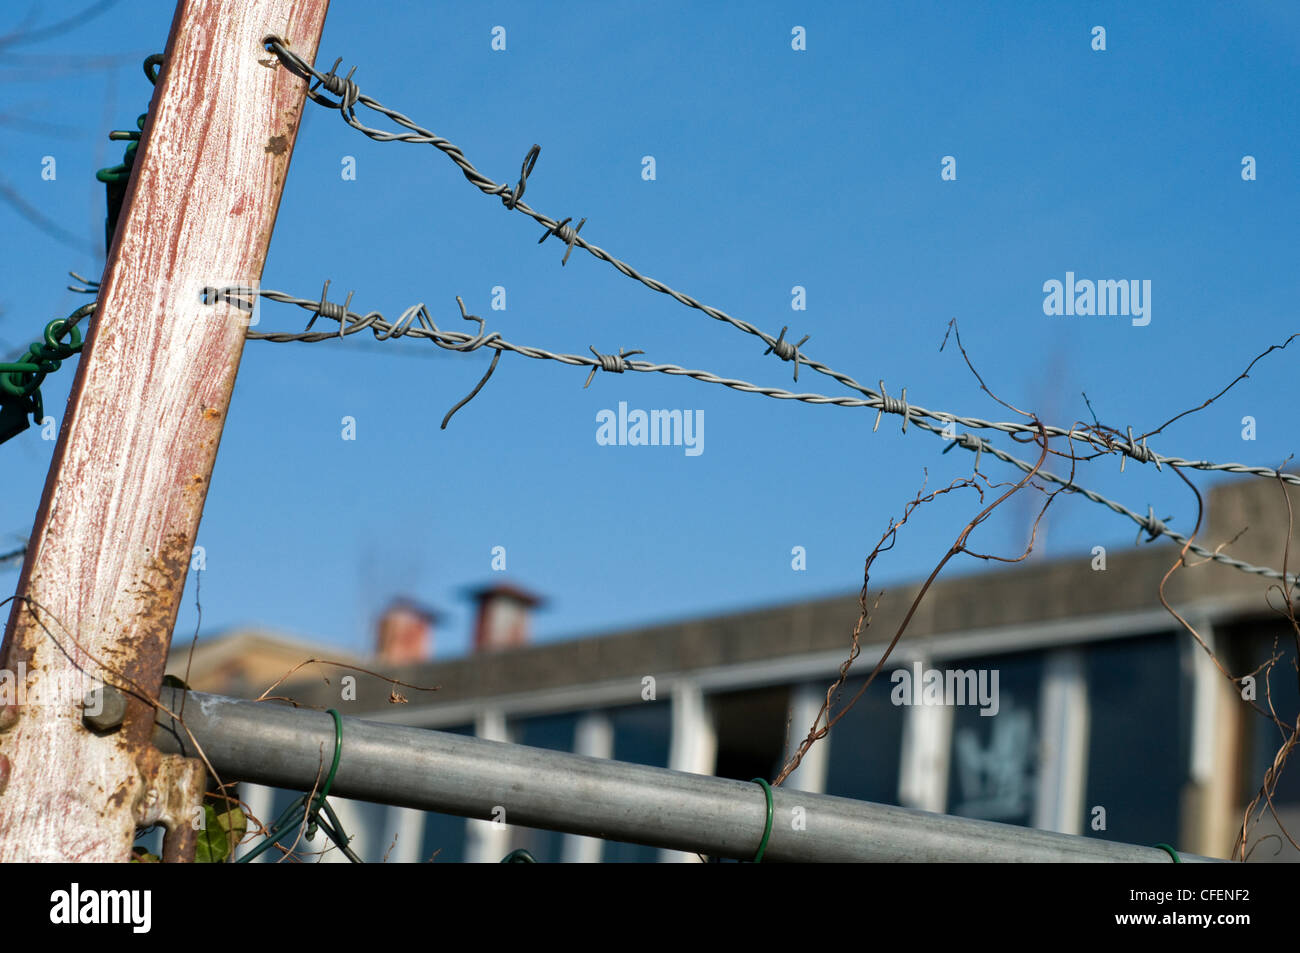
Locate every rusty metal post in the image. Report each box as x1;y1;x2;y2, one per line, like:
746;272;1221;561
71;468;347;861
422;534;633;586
0;0;329;861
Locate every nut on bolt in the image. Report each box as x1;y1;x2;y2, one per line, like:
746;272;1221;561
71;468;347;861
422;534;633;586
83;685;128;733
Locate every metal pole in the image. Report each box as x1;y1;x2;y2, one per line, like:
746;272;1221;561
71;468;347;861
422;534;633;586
155;690;1224;862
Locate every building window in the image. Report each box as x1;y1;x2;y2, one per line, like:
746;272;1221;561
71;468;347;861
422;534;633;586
420;724;474;862
712;684;791;784
506;712;580;862
821;675;904;805
1081;633;1188;846
601;702;672;862
1239;627;1300;801
946;651;1044;826
334;797;395;862
1232;622;1300;855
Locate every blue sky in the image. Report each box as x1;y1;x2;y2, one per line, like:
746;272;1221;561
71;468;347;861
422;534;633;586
1;1;1297;661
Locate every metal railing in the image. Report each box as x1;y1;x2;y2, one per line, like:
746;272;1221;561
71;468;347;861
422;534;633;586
154;688;1222;863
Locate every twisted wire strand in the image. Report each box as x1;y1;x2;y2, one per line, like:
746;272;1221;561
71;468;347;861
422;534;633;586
243;287;1299;586
263;37;1300;492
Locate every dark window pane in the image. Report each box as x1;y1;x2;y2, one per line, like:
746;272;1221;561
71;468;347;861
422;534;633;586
337;797;393;862
822;676;905;805
1236;628;1300;807
506;712;579;862
1082;633;1188;846
420;724;474;862
602;703;671;862
946;653;1044;826
712;685;790;784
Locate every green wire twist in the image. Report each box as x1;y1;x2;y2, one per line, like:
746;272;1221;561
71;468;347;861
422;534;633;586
0;314;87;399
0;306;92;446
307;707;343;838
94;53;161;186
238;709;356;863
93;113;146;187
749;778;773;863
95;54;163;249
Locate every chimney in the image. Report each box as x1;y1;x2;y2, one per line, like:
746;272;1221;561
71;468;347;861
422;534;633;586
375;598;438;664
469;583;542;652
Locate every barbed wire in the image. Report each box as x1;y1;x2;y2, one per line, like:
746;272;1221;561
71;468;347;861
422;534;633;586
239;284;1298;585
262;37;1300;492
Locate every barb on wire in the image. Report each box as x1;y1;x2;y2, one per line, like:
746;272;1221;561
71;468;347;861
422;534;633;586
307;56;359;111
538;215;586;266
584;346;644;388
1121;426;1161;473
67;270;99;294
1137;506;1172;544
942;431;987;472
506;144;540;211
239;284;1299;587
304;279;353;335
764;326;808;382
873;381;909;434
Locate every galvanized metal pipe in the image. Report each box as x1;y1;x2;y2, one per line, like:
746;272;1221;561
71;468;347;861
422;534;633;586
154;689;1223;862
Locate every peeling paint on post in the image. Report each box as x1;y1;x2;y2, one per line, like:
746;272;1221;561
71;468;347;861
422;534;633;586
0;0;329;862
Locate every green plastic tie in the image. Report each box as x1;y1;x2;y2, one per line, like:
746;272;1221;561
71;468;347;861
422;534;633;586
749;777;773;863
1154;843;1182;863
306;708;344;839
237;708;349;862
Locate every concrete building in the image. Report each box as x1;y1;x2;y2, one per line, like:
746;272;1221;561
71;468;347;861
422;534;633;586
215;477;1299;862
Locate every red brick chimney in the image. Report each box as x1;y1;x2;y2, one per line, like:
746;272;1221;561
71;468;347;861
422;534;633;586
375;598;438;664
469;583;542;652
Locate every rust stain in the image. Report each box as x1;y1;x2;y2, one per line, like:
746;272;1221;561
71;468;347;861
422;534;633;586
202;407;220;420
264;135;289;155
113;533;193;753
107;780;132;811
